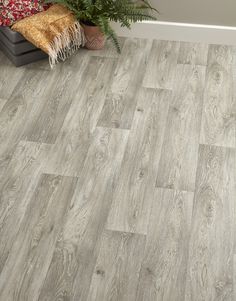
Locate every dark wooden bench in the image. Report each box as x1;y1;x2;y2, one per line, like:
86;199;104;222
0;26;48;66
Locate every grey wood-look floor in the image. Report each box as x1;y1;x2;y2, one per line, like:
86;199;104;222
0;38;236;301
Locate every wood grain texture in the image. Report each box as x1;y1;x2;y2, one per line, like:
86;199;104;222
87;230;146;301
0;57;25;99
0;98;8;113
185;144;236;301
178;42;209;65
38;127;129;301
200;45;236;147
234;256;236;299
0;39;235;301
143;40;180;90
0;173;77;301
98;38;152;129
0;68;49;183
25;50;88;72
0;141;50;273
22;57;89;144
232;46;236;151
43;56;117;176
156;64;205;192
106;88;171;234
136;188;193;301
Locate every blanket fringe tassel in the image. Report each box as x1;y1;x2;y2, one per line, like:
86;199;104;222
48;21;86;68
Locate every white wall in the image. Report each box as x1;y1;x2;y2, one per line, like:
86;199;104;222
114;0;236;45
151;0;236;27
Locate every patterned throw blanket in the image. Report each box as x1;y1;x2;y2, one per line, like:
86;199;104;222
1;1;85;67
0;0;50;26
12;4;85;67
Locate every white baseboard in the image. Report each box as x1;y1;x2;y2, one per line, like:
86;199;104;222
111;21;236;45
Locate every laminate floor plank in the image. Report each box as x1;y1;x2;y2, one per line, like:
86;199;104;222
234;256;236;300
178;42;209;65
106;88;171;235
43;56;117;176
0;141;51;273
25;50;88;71
38;127;129;301
142;40;180;90
200;45;236;147
22;56;90;144
0;38;235;301
0;69;50;183
136;188;193;301
0;173;78;301
232;47;236;147
0;98;8;112
87;230;146;301
185;144;236;301
0;56;25;99
156;64;205;192
98;38;152;129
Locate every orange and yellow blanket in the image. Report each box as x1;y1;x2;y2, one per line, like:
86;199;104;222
12;4;85;67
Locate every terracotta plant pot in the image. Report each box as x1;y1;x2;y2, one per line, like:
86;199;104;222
81;23;105;50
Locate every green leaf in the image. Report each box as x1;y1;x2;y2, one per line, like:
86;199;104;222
46;0;158;53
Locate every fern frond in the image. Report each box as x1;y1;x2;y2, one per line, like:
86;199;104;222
98;16;121;53
46;0;158;53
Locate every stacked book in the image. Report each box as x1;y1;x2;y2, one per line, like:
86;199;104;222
0;26;47;66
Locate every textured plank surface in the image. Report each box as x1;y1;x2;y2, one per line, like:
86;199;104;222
87;230;146;301
98;38;152;129
185;144;236;301
0;39;235;301
200;45;236;147
0;173;77;301
22;59;89;144
0;57;25;99
0;141;50;273
136;188;193;301
178;42;209;65
44;57;117;176
38;127;129;301
156;64;205;191
0;98;8;112
0;68;49;183
143;40;180;89
106;88;171;234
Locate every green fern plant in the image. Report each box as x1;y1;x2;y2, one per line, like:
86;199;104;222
46;0;158;52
